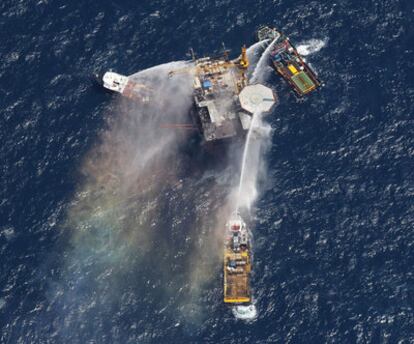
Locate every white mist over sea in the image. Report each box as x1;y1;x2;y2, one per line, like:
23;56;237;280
61;39;280;325
232;40;276;321
234;38;277;214
250;37;278;84
236;110;272;213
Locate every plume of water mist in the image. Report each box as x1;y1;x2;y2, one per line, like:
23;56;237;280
235;110;272;212
236;110;260;211
73;59;196;253
246;39;269;78
250;37;278;84
233;39;277;213
176;189;232;325
68;61;195;250
53;61;197;328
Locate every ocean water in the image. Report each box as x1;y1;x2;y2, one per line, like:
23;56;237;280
1;0;414;343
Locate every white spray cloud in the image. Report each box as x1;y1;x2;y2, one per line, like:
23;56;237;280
235;110;272;212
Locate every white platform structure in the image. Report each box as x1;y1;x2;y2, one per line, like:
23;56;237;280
238;84;276;114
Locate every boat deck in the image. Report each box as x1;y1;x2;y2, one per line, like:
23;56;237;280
291;70;317;94
259;26;322;97
224;249;251;303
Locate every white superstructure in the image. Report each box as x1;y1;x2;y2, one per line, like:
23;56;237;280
101;71;150;103
102;72;129;93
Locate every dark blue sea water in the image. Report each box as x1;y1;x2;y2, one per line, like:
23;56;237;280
1;0;414;343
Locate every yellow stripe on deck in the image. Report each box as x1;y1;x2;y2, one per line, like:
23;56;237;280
224;297;251;303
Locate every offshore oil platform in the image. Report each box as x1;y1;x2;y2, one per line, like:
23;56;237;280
170;47;277;142
97;25;321;320
99;45;277;144
99;26;321;143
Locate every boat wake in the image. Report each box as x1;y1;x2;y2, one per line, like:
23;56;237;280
232;304;258;321
296;38;327;56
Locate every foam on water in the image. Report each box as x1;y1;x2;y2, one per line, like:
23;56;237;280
0;226;15;241
296;38;327;56
0;298;6;310
232;304;257;321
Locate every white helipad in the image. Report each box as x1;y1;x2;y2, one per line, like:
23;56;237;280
239;84;276;114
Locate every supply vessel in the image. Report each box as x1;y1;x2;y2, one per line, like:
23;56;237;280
257;26;322;96
224;213;257;320
98;71;152;103
98;47;276;144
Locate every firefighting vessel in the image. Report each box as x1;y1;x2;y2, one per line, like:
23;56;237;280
224;213;257;320
257;25;322;96
98;47;276;144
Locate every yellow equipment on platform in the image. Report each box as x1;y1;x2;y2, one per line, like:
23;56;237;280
239;46;249;69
